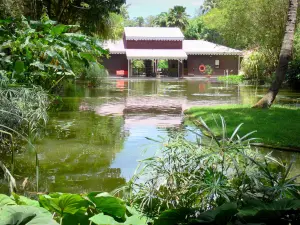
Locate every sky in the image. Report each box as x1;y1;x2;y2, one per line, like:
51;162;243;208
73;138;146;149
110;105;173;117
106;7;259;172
126;0;204;19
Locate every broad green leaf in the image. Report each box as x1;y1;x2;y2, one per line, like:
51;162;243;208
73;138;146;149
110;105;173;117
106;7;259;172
14;60;24;74
0;194;16;206
11;193;39;207
89;213;119;225
194;202;237;225
238;199;300;223
51;24;67;36
87;192;126;221
124;214;148;225
154;208;192;225
39;193;88;216
0;205;59;225
80;52;96;62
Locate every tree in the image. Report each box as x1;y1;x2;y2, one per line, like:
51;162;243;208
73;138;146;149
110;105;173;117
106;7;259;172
0;0;125;36
253;0;298;108
135;16;145;27
154;12;169;27
167;6;189;31
200;0;220;14
145;15;157;27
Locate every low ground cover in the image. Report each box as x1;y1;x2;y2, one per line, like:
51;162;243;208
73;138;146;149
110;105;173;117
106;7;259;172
217;75;244;83
185;104;300;148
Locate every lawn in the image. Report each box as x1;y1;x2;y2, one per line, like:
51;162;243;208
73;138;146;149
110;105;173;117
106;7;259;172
185;105;300;148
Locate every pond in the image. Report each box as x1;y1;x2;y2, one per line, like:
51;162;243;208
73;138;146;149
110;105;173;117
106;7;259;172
5;78;300;193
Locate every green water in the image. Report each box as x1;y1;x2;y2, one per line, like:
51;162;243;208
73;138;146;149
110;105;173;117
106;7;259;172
5;79;300;193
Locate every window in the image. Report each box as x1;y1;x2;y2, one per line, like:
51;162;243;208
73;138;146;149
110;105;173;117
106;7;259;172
215;60;220;69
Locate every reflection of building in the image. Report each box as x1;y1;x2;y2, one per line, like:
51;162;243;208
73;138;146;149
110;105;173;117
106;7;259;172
103;27;242;77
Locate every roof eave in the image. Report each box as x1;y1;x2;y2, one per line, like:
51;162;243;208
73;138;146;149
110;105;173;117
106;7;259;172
126;37;184;41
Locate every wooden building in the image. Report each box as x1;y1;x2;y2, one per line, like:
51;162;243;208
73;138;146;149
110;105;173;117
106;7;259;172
102;27;242;77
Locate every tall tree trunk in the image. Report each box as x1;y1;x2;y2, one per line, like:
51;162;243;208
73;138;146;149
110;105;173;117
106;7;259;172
253;0;298;108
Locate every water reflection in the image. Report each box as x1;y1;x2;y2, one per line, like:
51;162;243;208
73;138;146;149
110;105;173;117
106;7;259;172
9;79;300;193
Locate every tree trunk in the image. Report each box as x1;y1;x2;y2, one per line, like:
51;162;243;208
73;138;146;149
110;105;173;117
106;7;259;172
252;0;298;108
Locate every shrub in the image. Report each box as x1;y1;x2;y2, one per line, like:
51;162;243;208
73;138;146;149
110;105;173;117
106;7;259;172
120;117;300;218
0;16;108;91
85;63;109;86
158;60;168;69
205;65;213;75
241;49;278;82
286;59;300;89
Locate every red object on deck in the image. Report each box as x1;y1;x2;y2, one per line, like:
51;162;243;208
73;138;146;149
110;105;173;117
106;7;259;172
116;70;128;77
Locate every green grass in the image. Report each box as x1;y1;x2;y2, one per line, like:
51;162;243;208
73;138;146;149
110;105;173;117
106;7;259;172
217;74;244;83
185;104;300;148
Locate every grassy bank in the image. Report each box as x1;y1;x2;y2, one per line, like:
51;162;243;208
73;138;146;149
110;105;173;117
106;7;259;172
185;104;300;148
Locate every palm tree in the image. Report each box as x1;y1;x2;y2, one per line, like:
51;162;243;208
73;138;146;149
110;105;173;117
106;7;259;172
167;6;189;31
154;12;169;27
253;0;298;108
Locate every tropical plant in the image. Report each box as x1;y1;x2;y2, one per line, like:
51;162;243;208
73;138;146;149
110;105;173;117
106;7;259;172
205;65;213;75
167;6;189;31
0;192;149;225
84;63;109;87
0;15;108;91
0;0;125;36
158;60;168;69
241;49;278;82
254;0;298;108
154;12;169;27
154;199;300;225
117;116;300;218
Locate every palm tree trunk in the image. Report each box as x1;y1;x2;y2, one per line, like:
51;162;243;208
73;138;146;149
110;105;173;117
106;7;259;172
252;0;298;108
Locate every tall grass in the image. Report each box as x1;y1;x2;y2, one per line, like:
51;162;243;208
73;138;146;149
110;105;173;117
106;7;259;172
0;85;49;193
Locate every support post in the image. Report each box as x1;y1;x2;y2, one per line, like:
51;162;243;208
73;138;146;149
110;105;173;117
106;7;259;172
238;55;241;74
178;60;180;79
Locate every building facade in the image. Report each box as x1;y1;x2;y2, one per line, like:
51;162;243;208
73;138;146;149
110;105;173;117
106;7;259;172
102;27;242;77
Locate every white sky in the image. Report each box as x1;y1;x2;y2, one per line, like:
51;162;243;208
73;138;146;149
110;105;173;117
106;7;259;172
126;0;204;18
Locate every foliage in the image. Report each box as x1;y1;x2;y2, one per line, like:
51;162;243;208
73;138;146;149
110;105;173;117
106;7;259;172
0;192;148;225
202;0;288;50
154;199;300;225
153;6;189;31
241;49;278;82
84;63;109;87
0;0;125;36
0;86;49;140
205;65;213;75
158;60;168;69
286;59;300;89
132;60;145;69
217;75;244;83
0;16;108;90
167;6;189;31
184;17;224;45
120;116;300;218
200;0;221;15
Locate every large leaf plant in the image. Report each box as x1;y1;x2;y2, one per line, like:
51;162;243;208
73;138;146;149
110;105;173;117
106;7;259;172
0;13;108;90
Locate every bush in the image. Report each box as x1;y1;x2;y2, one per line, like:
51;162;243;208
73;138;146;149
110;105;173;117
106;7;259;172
286;59;300;89
158;60;168;69
85;63;109;86
120;117;300;218
0;86;49;145
241;49;278;82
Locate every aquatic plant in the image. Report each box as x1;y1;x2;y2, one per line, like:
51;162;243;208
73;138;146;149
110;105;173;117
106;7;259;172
118;116;300;218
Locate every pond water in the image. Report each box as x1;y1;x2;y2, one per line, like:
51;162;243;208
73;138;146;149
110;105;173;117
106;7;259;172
6;79;300;193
